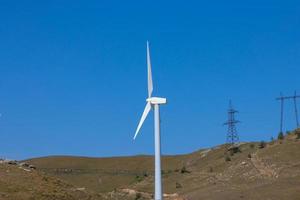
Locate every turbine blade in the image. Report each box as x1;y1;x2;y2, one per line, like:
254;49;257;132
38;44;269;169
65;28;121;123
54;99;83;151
147;41;153;98
133;102;152;140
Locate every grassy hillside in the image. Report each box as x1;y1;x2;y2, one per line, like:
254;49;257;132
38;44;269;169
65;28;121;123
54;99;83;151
26;155;189;194
25;129;300;200
0;162;102;200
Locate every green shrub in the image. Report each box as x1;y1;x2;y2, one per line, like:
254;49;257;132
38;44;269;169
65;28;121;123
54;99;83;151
135;175;143;182
180;166;190;174
175;182;182;188
295;129;300;139
269;137;275;145
278;132;284;140
135;193;142;200
225;156;231;162
259;141;266;149
229;146;241;156
249;143;255;149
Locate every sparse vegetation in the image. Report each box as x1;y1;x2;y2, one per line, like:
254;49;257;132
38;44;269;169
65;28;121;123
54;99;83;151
270;137;275;145
180;166;190;174
228;146;241;156
135;193;142;200
295;129;300;139
135;175;143;182
143;172;148;177
225;155;231;162
278;132;284;140
175;182;182;189
259;141;266;149
0;163;96;200
21;130;300;200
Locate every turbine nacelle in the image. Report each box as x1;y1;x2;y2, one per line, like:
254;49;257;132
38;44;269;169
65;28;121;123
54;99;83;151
147;97;167;105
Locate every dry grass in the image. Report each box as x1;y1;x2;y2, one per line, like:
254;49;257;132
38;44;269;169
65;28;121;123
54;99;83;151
0;163;102;200
1;130;299;200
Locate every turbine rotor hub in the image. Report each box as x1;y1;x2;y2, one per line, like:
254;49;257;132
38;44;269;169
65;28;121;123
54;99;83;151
146;97;167;105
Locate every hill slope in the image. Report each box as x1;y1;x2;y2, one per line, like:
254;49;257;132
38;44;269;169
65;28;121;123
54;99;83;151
26;129;300;200
0;161;102;200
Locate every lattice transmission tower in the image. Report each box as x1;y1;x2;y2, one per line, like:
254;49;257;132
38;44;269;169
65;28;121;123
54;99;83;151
224;100;240;145
276;91;300;133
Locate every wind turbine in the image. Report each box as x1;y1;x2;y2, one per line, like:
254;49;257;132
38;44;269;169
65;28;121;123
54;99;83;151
133;41;167;200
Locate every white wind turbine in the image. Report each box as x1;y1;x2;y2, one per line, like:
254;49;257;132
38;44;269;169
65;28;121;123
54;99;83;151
133;41;167;200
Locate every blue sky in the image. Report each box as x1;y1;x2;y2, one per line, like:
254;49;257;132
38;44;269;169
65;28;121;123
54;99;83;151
0;1;299;160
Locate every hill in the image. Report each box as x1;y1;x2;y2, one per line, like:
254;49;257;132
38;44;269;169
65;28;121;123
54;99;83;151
0;160;102;200
25;129;300;200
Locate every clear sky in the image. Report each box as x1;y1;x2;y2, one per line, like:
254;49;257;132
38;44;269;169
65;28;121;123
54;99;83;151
0;1;299;160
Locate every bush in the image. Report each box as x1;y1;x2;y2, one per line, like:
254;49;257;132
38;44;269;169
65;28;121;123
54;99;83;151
295;129;300;139
229;146;241;156
180;166;190;174
175;182;182;189
259;141;266;149
225;156;231;162
135;175;143;182
249;143;255;149
143;172;148;177
233;146;241;153
135;193;142;200
247;153;252;159
269;137;275;145
278;132;284;140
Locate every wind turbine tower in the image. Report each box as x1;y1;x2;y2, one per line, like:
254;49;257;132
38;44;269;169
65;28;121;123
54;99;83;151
133;41;167;200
